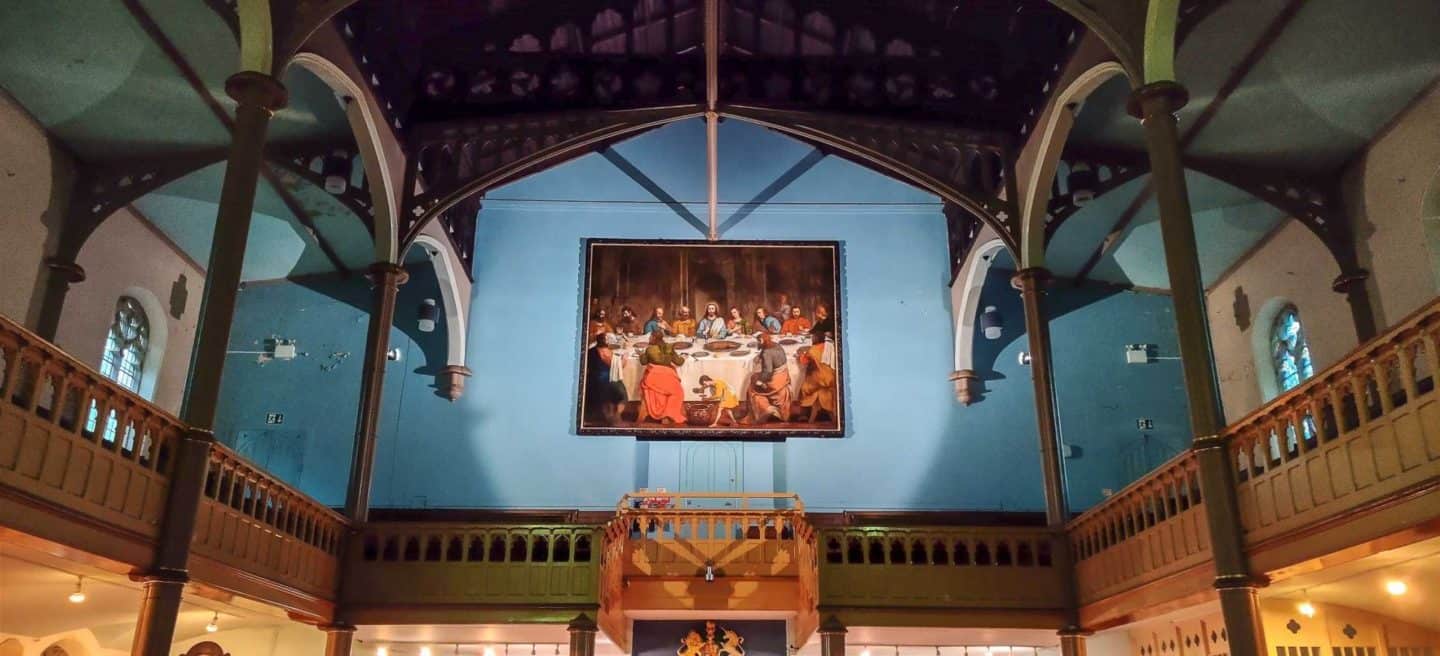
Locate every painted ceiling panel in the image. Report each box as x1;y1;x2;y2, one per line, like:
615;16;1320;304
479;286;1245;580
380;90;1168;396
1069;0;1290;152
1186;0;1440;172
1048;170;1287;288
1045;175;1152;277
0;0;230;160
132;162;371;280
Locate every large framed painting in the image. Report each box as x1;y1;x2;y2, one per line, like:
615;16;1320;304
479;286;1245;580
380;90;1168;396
578;239;843;438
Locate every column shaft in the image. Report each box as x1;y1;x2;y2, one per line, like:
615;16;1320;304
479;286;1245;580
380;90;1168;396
818;617;846;656
1014;268;1082;634
568;614;598;656
324;624;357;656
1129;81;1265;656
130;71;288;656
1060;633;1088;656
344;263;408;523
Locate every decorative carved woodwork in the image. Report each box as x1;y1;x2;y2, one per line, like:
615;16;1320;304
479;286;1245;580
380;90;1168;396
944;202;983;284
267;142;379;236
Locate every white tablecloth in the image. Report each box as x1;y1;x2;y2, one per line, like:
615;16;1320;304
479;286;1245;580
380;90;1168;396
609;334;817;402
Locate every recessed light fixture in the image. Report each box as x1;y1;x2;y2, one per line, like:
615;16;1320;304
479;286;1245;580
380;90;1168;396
1385;580;1408;596
67;576;86;604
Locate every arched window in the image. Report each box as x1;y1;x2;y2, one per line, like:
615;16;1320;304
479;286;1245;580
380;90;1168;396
1270;305;1313;393
101;296;150;393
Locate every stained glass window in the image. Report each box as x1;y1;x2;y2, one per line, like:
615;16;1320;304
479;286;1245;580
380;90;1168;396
88;297;149;441
1271;305;1313;393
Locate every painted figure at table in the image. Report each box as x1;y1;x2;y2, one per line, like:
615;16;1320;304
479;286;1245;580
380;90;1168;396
726;307;748;335
644;307;672;336
584;334;628;424
809;304;834;340
672;305;697;337
798;341;837;422
754;306;782;334
588;308;614;339
744;332;792;424
698;374;740;426
615;305;639;336
639;329;688;424
777;293;792;321
696;302;728;338
781;306;811;334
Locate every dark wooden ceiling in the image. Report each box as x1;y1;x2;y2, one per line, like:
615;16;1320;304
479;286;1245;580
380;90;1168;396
337;0;1081;136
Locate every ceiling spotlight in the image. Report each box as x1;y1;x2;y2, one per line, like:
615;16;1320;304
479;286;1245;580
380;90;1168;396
68;576;86;604
1297;600;1316;618
377;649;389;656
205;612;220;633
421;648;433;656
861;650;871;656
1067;162;1098;206
484;648;496;656
1385;580;1408;596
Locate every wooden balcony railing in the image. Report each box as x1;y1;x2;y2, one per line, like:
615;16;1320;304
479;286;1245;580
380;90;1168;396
0;316;184;559
0;314;346;616
1069;297;1440;611
819;526;1067;609
192;446;347;600
600;492;818;651
344;523;601;620
1067;452;1211;605
1227;298;1440;549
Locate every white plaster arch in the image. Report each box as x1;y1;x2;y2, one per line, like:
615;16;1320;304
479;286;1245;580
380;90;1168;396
121;285;168;403
290;52;400;265
1018;61;1129;268
949;236;1009;404
411;234;469;367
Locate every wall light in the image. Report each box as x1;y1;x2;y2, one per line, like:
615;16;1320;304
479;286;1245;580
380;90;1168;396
979;306;1004;340
1385;580;1408;596
418;299;438;333
1067;162;1098;206
67;576;86;603
324;150;353;194
1297;601;1316;618
205;612;220;633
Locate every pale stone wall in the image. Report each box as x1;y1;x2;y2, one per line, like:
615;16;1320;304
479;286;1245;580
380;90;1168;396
53;207;203;414
1342;81;1440;327
0;88;72;327
1205;220;1357;424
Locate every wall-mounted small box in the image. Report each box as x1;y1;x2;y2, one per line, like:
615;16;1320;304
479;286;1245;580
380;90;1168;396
272;342;298;360
1124;344;1152;364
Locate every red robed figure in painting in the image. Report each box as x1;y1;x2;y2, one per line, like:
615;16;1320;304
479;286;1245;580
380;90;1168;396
638;329;688;424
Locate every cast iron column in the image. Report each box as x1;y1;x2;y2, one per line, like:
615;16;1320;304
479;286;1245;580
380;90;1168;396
1128;81;1266;656
129;71;288;656
1012;267;1082;643
344;262;409;523
323;624;357;656
818;616;846;656
568;613;598;656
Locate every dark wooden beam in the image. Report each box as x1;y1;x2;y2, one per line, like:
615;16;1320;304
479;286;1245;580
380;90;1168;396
121;0;354;276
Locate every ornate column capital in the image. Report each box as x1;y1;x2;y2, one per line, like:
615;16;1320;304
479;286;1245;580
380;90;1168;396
1332;268;1370;293
366;262;411;287
1126;81;1189;119
567;612;599;633
818;615;847;635
320;623;358;634
44;258;86;284
438;365;473;402
1010;266;1053;292
225;71;289;113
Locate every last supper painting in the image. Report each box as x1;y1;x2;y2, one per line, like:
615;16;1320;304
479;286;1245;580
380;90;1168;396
578;239;843;438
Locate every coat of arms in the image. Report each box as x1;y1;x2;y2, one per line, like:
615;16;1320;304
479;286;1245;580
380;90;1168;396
678;621;745;656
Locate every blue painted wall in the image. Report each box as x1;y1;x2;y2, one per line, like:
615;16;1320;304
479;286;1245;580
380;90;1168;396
213;119;1191;514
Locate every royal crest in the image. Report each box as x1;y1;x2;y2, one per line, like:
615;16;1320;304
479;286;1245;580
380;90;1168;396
678;621;745;656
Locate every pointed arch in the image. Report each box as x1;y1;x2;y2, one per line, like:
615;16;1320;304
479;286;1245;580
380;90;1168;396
1019;61;1129;268
411;232;470;368
291;51;401;264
